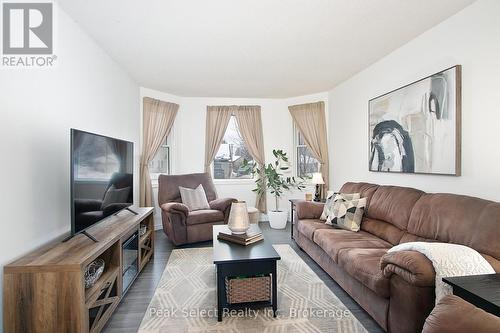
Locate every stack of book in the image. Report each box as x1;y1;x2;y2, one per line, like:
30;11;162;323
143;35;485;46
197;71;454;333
217;227;263;246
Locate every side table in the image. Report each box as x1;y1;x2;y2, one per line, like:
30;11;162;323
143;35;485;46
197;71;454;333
443;273;500;316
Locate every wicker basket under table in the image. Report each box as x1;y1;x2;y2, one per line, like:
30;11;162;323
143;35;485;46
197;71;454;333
225;275;271;304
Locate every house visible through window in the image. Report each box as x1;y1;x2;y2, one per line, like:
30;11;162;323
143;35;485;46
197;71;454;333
295;126;320;179
149;134;171;179
213;116;254;179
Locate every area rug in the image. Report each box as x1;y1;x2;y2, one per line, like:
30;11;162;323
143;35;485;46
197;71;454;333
138;244;367;333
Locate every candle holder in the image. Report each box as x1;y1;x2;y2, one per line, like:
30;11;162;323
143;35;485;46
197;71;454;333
227;201;250;234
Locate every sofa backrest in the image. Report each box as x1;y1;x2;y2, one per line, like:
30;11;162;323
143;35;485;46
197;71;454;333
406;193;500;260
339;182;379;209
158;172;218;205
340;182;424;245
340;182;500;261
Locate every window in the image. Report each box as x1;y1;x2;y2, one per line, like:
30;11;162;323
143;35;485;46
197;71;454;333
149;134;171;179
213;116;254;179
295;126;320;179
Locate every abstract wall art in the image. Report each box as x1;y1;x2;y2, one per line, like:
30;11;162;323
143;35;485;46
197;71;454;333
369;65;461;176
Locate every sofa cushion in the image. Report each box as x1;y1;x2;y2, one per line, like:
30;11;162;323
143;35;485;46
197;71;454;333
186;209;224;225
367;185;424;231
297;219;332;240
338;248;390;298
361;217;405;245
313;229;391;263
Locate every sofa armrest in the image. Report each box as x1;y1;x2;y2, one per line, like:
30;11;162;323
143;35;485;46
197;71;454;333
209;198;237;212
423;295;500;333
161;202;189;219
380;250;435;287
295;201;325;220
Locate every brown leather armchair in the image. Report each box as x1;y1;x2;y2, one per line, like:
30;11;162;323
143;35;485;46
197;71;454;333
158;172;236;245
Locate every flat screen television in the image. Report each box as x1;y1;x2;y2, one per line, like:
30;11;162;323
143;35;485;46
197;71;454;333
70;129;134;238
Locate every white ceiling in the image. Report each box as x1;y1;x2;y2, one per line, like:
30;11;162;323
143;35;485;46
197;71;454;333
57;0;475;98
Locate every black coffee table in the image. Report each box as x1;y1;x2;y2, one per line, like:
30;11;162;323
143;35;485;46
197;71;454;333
213;225;281;321
443;273;500;316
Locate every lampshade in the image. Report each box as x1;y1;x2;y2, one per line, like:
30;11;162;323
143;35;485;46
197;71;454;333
228;201;250;234
311;172;325;185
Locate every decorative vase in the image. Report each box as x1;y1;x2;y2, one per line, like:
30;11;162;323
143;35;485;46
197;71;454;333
268;211;288;229
228;201;250;234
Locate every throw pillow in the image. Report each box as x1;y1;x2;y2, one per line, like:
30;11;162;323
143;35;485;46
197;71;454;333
101;185;131;210
179;184;210;211
320;192;360;221
325;196;366;232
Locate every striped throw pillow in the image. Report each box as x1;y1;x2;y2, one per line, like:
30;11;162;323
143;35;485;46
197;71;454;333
179;184;210;211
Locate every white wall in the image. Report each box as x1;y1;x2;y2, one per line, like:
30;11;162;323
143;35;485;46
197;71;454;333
140;88;328;228
328;0;500;201
0;5;139;331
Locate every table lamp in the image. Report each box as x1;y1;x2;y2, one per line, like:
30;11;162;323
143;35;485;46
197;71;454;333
228;201;250;234
311;172;325;202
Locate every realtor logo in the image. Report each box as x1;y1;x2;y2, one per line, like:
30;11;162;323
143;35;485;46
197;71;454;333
2;1;56;67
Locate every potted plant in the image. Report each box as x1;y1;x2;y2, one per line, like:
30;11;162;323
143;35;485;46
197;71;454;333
243;150;305;229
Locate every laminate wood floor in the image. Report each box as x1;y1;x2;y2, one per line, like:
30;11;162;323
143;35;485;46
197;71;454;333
103;223;384;333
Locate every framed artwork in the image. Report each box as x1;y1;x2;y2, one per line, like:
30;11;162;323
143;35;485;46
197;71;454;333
369;65;461;176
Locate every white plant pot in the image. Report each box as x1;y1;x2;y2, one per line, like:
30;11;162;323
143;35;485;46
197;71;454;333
268;211;288;229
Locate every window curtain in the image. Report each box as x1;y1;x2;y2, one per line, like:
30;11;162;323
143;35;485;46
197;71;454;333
288;101;329;192
140;97;179;207
204;106;235;172
234;106;267;213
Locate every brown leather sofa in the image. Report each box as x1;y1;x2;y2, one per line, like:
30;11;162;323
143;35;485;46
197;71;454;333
158;172;236;245
422;295;500;333
294;182;500;333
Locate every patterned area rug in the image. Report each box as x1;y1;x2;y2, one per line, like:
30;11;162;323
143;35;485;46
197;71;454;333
139;244;367;333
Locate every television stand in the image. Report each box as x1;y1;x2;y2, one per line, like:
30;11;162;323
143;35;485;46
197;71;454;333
115;207;139;216
4;207;155;333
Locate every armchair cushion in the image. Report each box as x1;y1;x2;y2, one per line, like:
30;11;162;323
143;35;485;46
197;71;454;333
380;250;435;287
186;209;225;225
209;198;237;212
179;184;210;211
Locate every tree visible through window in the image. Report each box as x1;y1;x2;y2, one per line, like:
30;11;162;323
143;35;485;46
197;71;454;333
214;116;254;179
295;128;320;179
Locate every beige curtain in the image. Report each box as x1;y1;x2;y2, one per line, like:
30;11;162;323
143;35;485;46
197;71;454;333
288;101;329;192
234;106;267;212
204;106;235;172
140;97;179;207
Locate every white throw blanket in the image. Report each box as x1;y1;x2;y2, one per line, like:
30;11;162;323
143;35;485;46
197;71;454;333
388;242;495;303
